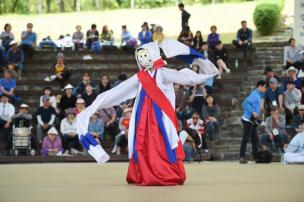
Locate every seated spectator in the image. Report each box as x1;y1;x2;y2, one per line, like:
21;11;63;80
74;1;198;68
98;107;119;141
100;25;114;46
88;112;105;142
60;34;74;50
262;106;288;152
284;80;302;126
0;47;5;70
112;108;131;155
60;108;82;155
59;84;76;119
284;38;304;70
7;40;24;79
175;84;185;120
186;112;208;153
232;20;253;58
73;72;95;97
263;67;281;87
200;42;214;62
121;25;137;49
99;74;111;94
213;41;231;79
113;73;127;87
19;23;37;58
82;83;97;107
75;98;86;114
7;103;37;155
36;96;56;144
44;52;71;88
40;127;63;156
138;22;152;46
284;66;302;90
179;129;196;162
178;25;193;46
202;95;221;140
261;78;284;117
0;23;14;52
38;36;57;50
204;76;214;95
72;25;84;50
39;87;57;110
152;25;165;44
190;64;207;113
0;70;19;103
0;94;15;142
207;25;220;50
192;31;203;51
86;24;99;50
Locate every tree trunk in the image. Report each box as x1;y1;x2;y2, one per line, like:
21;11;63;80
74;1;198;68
57;0;64;12
94;0;99;9
130;0;135;9
76;0;80;12
46;0;51;13
11;0;19;12
38;0;43;14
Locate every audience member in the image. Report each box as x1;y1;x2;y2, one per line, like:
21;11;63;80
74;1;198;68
190;65;207;113
60;108;82;155
74;98;86;114
38;36;57;50
174;84;185;119
263;67;281;87
40;127;63;156
19;23;37;58
0;70;18;103
152;25;165;44
73;72;95;97
88;112;105;142
213;40;231;79
284;80;302;126
99;74;111;94
239;80;266;164
0;94;15;142
0;48;5;70
284;66;302;90
98;107;119;141
192;31;203;51
36;96;56;143
261;107;287;152
207;25;220;50
121;25;137;48
7;40;24;79
82;83;97;107
100;25;114;46
72;25;84;50
39;87;57;109
233;20;253;58
261;78;284;117
284;38;303;70
86;24;99;50
59;84;77;118
202;95;221;141
0;23;14;52
178;3;191;31
138;22;152;46
178;26;193;46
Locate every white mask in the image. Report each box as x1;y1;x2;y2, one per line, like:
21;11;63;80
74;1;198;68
135;48;154;70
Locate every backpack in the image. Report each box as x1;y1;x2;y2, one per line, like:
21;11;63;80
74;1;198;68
255;150;273;163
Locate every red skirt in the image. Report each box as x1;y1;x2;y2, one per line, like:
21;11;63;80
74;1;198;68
126;95;186;186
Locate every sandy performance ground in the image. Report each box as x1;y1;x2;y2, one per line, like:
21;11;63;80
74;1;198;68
0;162;303;202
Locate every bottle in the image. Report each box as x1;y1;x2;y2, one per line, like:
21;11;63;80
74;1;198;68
235;59;239;68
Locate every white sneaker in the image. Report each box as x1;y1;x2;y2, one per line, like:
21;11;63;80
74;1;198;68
217;75;222;79
70;148;78;155
63;150;70;156
44;76;52;82
111;145;118;154
30;149;36;156
225;68;231;74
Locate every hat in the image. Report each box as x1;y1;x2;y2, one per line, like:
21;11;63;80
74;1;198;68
286;66;298;74
269;78;278;84
42;95;50;102
9;40;18;46
65;108;76;116
263;67;273;75
56;52;64;59
76;98;85;104
47;127;59;135
20;103;29;108
123;108;132;114
63;84;73;90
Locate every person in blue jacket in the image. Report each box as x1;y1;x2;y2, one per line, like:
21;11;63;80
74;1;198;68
239;80;267;163
138;22;152;46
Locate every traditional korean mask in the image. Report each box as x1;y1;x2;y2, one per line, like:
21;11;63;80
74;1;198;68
135;48;154;70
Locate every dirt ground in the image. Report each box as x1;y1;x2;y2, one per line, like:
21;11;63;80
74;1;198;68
0;162;303;202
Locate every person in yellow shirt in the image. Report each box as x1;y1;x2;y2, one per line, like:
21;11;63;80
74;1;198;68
152;25;165;44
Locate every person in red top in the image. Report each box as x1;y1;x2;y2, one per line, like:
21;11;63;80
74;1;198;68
111;108;132;155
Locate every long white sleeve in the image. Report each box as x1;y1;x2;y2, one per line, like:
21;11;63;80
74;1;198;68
77;74;139;136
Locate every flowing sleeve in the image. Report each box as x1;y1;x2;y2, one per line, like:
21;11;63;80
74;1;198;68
77;74;139;136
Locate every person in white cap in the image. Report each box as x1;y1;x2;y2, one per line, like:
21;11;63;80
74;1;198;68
75;98;86;114
40;127;63;156
7;40;24;79
284;66;302;90
59;84;76;119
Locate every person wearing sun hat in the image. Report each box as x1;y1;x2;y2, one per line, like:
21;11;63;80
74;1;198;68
60;108;82;155
75;98;86;114
59;84;77;119
284;66;302;90
40;127;63;156
7;40;24;79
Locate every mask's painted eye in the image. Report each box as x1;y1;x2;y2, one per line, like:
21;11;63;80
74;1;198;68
144;55;146;57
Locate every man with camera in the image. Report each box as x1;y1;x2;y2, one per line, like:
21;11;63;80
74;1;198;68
239;80;267;164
